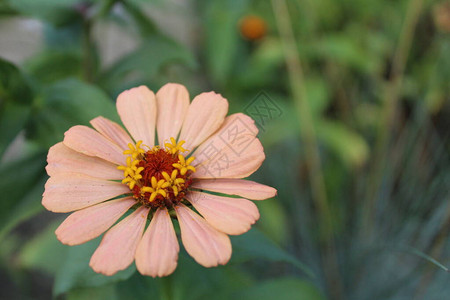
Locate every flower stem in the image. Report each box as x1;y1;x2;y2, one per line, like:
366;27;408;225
362;0;424;234
160;276;173;300
271;0;343;298
271;0;330;242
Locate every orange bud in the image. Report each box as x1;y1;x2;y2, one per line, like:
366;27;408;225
239;15;267;40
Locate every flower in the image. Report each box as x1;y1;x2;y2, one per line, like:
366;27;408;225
42;83;277;277
239;15;267;41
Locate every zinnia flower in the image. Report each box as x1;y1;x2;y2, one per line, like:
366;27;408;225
42;83;277;277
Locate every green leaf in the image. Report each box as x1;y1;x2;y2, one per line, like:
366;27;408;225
255;200;288;245
26;78;117;148
402;245;449;272
231;228;315;279
121;0;158;38
231;277;326;300
25;50;83;84
53;238;136;297
18;220;66;274
308;33;379;74
316;120;369;168
0;57;33;105
0;101;32;158
0;58;34;157
99;35;196;95
0;176;46;242
0;151;47;227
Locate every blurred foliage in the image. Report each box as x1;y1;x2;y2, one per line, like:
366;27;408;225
0;0;449;299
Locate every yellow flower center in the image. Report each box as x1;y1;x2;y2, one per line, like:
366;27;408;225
117;138;196;208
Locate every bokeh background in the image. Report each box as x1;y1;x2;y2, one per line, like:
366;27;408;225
0;0;449;299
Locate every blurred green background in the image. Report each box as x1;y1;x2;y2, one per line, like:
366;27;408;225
0;0;449;299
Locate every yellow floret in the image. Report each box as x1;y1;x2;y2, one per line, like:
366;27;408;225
141;176;170;202
173;154;196;175
161;170;186;196
117;140;148;190
165;137;187;155
123;140;146;159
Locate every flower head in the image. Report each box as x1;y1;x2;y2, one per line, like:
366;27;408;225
42;83;277;277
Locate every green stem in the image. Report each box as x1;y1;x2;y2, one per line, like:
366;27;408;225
362;0;424;233
271;1;343;299
160;276;173;300
271;0;330;241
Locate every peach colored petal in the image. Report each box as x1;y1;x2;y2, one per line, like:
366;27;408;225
191;179;276;200
194;113;259;153
179;92;228;150
192;135;265;179
90;116;134;151
156;83;189;146
192;113;258;165
135;207;179;277
186;191;259;235
191;113;263;178
63;125;125;166
219;113;259;136
46;143;123;180
174;204;231;267
116;86;156;147
90;206;149;276
55;197;136;246
42;173;130;213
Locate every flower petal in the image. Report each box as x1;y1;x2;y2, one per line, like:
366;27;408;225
192;113;258;165
135;207;179;277
64;125;125;165
42;173;130;213
174;204;231;267
192;135;265;179
55;197;136;246
90;116;134;151
46;142;123;180
190;113;263;179
191;179;276;200
90;206;149;276
216;113;259;136
186;191;260;235
156;83;190;146
179;92;228;150
116;86;156;147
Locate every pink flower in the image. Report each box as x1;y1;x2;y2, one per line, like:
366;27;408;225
42;83;277;277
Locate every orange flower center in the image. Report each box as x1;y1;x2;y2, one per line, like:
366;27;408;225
118;138;196;209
